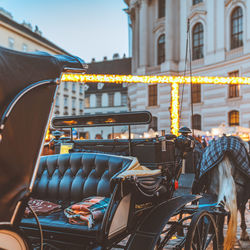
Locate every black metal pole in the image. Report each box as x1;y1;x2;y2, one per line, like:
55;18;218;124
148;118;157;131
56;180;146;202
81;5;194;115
188;18;194;137
128;125;132;156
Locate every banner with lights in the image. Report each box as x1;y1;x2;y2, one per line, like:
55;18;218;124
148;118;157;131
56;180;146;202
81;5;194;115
61;73;250;135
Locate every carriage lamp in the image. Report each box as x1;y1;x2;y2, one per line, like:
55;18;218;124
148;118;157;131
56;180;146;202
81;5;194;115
61;73;250;136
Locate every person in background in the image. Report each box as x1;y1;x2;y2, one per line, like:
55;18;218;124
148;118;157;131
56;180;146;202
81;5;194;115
95;134;103;140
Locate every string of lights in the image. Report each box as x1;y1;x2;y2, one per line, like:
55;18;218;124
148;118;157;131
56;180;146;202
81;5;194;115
61;73;250;135
61;74;250;85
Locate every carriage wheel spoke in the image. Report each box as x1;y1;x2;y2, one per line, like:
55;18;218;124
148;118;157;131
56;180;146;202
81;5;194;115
204;233;214;249
196;221;202;249
202;216;211;250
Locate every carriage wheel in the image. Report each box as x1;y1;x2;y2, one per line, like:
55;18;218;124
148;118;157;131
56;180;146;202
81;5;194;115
0;225;30;250
185;211;218;250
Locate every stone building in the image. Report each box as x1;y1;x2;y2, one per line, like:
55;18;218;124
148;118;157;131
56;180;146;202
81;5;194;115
124;0;250;135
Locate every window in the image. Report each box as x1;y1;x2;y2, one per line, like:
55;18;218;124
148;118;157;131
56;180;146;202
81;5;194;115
102;93;108;107
191;84;201;103
64;96;68;107
229;110;239;126
192;23;204;60
158;0;165;18
228;71;239;98
231;7;243;49
157;34;165;65
114;92;121;106
149;116;158;131
64;82;68;90
192;114;201;130
8;37;14;49
72;83;76;92
148;85;158;106
79;99;83;110
72;98;76;109
55;96;59;106
85;95;90;108
193;0;202;5
90;94;96;107
22;44;28;52
79;85;83;94
109;93;114;106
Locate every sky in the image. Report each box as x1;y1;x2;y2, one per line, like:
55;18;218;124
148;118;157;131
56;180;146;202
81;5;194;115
0;0;129;63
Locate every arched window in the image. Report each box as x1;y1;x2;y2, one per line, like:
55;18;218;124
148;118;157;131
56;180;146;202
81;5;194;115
158;0;165;18
102;93;108;107
192;114;201;130
157;34;165;65
149;116;158;131
192;23;204;60
231;7;243;49
90;94;96;107
228;110;239;126
114;92;121;106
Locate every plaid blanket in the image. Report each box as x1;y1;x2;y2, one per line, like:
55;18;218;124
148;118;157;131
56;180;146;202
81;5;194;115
197;136;250;179
64;197;110;228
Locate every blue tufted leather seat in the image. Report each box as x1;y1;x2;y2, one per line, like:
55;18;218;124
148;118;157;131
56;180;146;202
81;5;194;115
20;152;135;248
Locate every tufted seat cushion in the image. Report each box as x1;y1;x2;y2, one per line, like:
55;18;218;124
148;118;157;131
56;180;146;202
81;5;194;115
21;153;136;247
32;153;133;205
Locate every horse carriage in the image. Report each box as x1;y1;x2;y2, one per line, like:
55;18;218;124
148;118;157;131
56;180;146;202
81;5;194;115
0;46;248;250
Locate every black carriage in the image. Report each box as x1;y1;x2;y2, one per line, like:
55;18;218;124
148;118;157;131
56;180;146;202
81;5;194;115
0;47;225;250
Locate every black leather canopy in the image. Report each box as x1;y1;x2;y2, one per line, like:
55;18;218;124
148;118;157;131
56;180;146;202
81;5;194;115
0;46;85;119
0;46;86;221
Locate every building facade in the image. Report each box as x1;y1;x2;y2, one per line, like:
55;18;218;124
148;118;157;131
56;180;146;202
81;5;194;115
0;8;85;119
124;0;250;134
82;56;131;139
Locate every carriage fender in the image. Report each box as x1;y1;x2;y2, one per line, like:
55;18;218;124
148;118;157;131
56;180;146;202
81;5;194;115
127;194;201;250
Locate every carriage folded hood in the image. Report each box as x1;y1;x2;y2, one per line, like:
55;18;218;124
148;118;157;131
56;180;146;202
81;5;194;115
0;46;86;119
0;46;87;222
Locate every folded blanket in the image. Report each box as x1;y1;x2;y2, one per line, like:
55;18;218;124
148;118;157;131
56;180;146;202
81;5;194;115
117;164;161;179
64;197;110;228
24;198;61;217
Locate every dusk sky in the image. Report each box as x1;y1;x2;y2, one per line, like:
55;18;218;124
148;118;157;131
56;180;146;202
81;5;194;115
0;0;129;63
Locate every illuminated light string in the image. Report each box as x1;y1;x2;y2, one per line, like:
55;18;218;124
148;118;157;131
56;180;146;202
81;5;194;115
61;74;250;135
61;74;250;85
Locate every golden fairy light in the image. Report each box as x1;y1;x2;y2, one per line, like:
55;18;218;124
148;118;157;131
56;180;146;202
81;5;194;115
61;73;250;136
171;82;179;136
61;74;250;85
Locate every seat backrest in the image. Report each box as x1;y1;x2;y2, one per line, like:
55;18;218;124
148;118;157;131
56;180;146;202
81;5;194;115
33;153;133;204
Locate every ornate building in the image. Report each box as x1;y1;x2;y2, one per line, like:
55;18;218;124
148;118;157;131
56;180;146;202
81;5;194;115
124;0;250;134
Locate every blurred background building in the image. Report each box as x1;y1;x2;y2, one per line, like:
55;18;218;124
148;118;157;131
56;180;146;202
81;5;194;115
0;7;84;120
83;54;131;139
124;0;250;137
